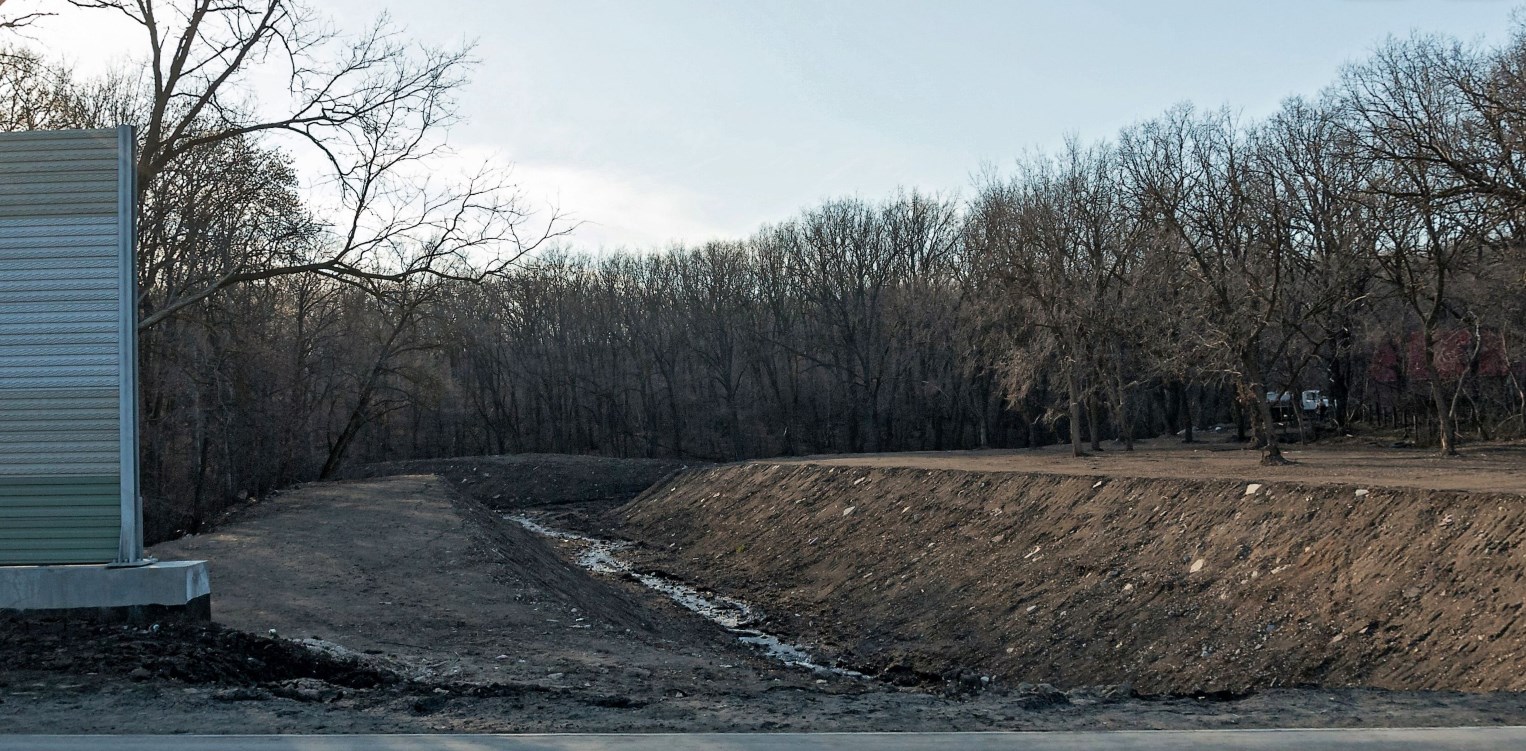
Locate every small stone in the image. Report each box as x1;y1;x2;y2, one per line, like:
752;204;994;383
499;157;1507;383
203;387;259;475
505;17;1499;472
212;687;271;702
272;678;343;703
1190;559;1205;573
1015;682;1070;708
1354;488;1369;497
842;506;856;516
411;695;449;714
128;668;152;681
1245;484;1262;496
1101;682;1134;701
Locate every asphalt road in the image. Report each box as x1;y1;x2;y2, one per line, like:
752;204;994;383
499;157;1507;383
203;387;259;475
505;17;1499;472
7;729;1526;750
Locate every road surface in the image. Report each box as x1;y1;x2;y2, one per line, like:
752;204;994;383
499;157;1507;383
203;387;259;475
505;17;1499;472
6;728;1526;750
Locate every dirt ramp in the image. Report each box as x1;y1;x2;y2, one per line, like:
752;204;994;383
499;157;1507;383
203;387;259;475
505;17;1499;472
619;463;1526;694
153;475;695;683
345;454;693;510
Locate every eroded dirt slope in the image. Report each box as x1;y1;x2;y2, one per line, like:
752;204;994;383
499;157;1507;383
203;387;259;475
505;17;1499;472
619;462;1526;694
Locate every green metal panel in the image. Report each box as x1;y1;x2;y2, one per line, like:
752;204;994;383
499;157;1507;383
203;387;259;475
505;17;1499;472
0;545;119;565
0;525;120;540
1;509;121;523
0;127;133;565
0;476;119;563
0;476;118;491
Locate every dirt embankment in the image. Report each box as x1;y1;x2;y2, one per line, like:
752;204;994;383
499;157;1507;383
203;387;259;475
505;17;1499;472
619;462;1526;695
343;454;692;511
342;454;697;536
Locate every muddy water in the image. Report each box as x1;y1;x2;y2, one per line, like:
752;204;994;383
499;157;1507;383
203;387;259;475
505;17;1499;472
508;514;863;678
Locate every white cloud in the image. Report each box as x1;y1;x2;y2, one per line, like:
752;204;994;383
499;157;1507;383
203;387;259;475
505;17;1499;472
506;160;742;252
351;142;745;253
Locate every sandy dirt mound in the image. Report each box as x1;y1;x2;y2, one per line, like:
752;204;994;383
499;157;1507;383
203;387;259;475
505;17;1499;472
619;462;1526;694
0;615;393;688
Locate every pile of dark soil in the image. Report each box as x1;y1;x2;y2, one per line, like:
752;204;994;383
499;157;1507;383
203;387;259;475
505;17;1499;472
0;614;394;687
619;462;1526;695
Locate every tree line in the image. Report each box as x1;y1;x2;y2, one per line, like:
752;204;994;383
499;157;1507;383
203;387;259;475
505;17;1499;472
3;2;1525;539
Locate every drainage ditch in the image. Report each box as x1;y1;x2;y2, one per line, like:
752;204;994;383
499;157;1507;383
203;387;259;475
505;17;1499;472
508;514;865;679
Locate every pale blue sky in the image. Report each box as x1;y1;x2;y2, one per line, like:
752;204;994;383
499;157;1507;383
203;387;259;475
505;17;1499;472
14;0;1522;248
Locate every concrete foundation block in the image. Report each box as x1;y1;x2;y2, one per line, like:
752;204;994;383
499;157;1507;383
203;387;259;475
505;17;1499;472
0;560;210;622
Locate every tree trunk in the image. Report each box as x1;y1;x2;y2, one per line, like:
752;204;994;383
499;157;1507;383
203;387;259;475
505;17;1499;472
1087;394;1103;452
1179;381;1195;443
1118;389;1134;451
1066;366;1086;457
1423;328;1459;456
1242;351;1289;465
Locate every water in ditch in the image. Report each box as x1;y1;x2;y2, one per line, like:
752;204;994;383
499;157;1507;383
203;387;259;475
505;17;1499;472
508;514;863;678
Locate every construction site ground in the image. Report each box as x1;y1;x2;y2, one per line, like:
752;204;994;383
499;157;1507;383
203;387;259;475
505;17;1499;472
3;446;1526;733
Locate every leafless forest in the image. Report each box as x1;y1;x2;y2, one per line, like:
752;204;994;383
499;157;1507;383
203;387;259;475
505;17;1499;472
4;2;1526;540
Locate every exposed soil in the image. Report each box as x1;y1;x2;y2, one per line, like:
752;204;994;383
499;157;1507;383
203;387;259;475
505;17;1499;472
5;448;1526;733
617;445;1526;697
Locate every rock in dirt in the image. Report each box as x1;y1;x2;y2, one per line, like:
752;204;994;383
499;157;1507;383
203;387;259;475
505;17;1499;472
587;694;646;709
212;687;273;702
270;678;345;703
1014;683;1070;709
411;695;451;714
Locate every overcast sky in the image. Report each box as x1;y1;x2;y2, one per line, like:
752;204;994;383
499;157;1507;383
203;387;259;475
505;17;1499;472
11;0;1521;249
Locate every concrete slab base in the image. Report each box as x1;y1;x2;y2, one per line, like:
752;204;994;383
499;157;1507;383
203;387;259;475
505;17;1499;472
0;560;210;622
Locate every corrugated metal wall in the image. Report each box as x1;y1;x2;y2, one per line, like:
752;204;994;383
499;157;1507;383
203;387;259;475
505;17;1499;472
0;128;134;565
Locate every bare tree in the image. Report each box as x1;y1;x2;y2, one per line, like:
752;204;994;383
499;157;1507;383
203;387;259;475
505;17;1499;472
1121;106;1296;465
1341;35;1501;455
0;0;51;31
63;0;568;328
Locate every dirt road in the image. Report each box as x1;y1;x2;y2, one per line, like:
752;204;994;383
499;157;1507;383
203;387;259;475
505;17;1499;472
11;727;1526;750
789;438;1526;494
